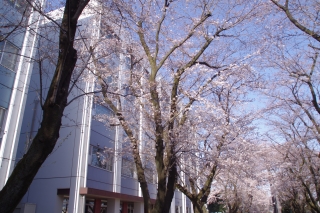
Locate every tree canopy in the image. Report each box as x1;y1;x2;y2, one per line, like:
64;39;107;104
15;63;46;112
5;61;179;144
1;0;320;213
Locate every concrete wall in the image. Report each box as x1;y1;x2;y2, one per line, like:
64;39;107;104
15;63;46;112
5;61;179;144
121;176;139;196
87;166;114;191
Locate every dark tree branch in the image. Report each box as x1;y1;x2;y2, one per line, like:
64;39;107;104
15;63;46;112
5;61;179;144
271;0;320;42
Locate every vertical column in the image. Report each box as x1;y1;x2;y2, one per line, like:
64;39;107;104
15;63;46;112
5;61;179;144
122;202;128;213
181;193;186;213
180;161;186;213
133;202;143;213
113;125;122;193
138;81;144;198
78;196;86;213
108;199;120;213
94;199;101;213
114;52;123;194
170;194;176;213
68;82;92;213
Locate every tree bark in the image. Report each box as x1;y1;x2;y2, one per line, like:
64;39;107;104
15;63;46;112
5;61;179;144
0;0;89;212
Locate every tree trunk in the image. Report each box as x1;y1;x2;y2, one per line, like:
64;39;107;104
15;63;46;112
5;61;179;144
192;200;205;213
0;0;89;212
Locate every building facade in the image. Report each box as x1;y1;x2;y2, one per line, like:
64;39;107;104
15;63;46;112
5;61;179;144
0;0;42;190
0;1;192;213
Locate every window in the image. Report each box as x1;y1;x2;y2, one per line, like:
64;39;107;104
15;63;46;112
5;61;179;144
128;203;134;213
92;103;113;117
186;207;191;213
4;0;28;13
85;200;94;213
92;103;118;128
120;202;134;213
84;199;107;213
97;51;120;70
125;56;131;70
175;206;182;213
121;158;136;178
0;40;19;71
62;198;68;213
101;202;107;213
0;107;5;132
89;145;113;171
0;108;6;145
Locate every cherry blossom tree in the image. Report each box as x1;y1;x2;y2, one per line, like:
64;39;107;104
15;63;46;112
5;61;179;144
265;122;320;213
90;0;263;212
270;0;320;43
264;0;320;130
207;141;271;213
258;1;320;212
175;63;261;213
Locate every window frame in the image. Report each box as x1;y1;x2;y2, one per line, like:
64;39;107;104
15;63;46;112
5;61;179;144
0;40;19;71
128;203;134;213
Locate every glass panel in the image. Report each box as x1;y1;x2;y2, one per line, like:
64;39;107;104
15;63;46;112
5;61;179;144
93;104;113;117
0;67;15;88
15;0;28;14
0;108;5;143
88;145;92;164
128;203;134;213
0;86;12;109
109;53;120;69
0;108;5;130
101;201;107;213
0;66;16;108
1;42;19;71
145;168;155;184
125;56;131;70
15;0;28;13
89;145;113;171
95;75;117;90
0;41;4;53
4;0;28;13
121;158;136;178
85;200;94;213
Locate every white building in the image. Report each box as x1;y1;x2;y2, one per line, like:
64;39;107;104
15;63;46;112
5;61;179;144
0;1;191;213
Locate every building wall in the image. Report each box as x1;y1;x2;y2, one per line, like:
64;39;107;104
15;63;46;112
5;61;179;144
0;0;26;109
0;0;44;188
11;10;96;213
